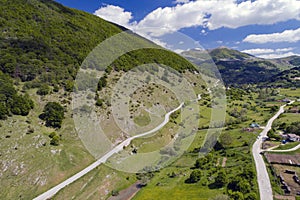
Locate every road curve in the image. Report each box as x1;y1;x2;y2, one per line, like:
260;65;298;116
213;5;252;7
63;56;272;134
33;97;196;200
252;101;294;200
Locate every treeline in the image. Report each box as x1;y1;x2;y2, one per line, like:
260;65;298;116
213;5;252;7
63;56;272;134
109;49;195;73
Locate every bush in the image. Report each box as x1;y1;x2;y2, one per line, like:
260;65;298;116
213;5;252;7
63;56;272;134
40;102;65;128
49;132;60;146
111;190;119;196
37;84;50;95
186;170;201;183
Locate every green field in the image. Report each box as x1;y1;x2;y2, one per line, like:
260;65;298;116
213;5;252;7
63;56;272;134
273;142;300;150
279;88;300;98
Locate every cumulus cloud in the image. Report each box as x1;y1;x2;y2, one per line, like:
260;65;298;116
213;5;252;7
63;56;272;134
134;0;300;36
242;48;298;58
94;5;133;28
242;48;294;55
93;1;300;55
258;52;300;59
94;0;300;37
242;48;275;55
243;28;300;43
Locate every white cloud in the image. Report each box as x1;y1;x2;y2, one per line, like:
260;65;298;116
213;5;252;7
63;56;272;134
243;28;300;43
242;48;298;58
133;0;300;36
242;48;295;55
275;48;294;52
173;0;190;4
242;48;275;55
93;1;300;50
258;52;300;59
94;5;133;28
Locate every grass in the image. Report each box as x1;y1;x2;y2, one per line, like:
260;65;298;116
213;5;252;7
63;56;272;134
132;166;224;200
279;88;300;98
53;164;136;200
274;113;300;125
269;147;300;155
0;89;95;199
134;109;151;127
273;142;300;150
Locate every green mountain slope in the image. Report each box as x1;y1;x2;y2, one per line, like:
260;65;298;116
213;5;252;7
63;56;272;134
183;47;300;87
268;66;300;88
209;47;281;85
208;47;252;61
0;0;124;83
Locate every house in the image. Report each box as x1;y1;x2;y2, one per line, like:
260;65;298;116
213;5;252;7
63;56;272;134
287;134;300;142
250;123;260;128
279;98;291;103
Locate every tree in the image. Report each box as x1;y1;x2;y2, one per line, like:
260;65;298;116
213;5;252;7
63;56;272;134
219;132;233;147
214;170;227;187
49;132;60;146
245;192;257;200
236;180;251;194
97;76;107;91
37;84;50;95
230;191;244;200
195;157;208;169
40;102;65;128
0;102;8;120
9;94;34;116
186;170;201;183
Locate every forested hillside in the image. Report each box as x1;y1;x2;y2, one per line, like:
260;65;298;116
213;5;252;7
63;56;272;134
0;0;195;119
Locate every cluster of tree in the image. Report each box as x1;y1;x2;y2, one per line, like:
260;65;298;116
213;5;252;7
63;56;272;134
276;122;300;135
267;128;281;141
36;84;50;96
108;49;195;73
216;59;279;86
185;170;202;183
226;88;248;101
39;102;65;128
0;72;34;119
286;122;300;135
228;107;248;122
194;153;217;170
268;67;300;88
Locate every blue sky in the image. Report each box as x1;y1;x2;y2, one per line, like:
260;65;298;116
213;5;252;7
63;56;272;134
55;0;300;59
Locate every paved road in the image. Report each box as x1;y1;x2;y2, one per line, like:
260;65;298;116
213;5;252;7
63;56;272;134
34;95;202;200
252;101;294;200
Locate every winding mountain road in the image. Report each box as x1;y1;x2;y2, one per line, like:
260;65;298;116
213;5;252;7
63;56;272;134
34;95;201;200
252;101;294;200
